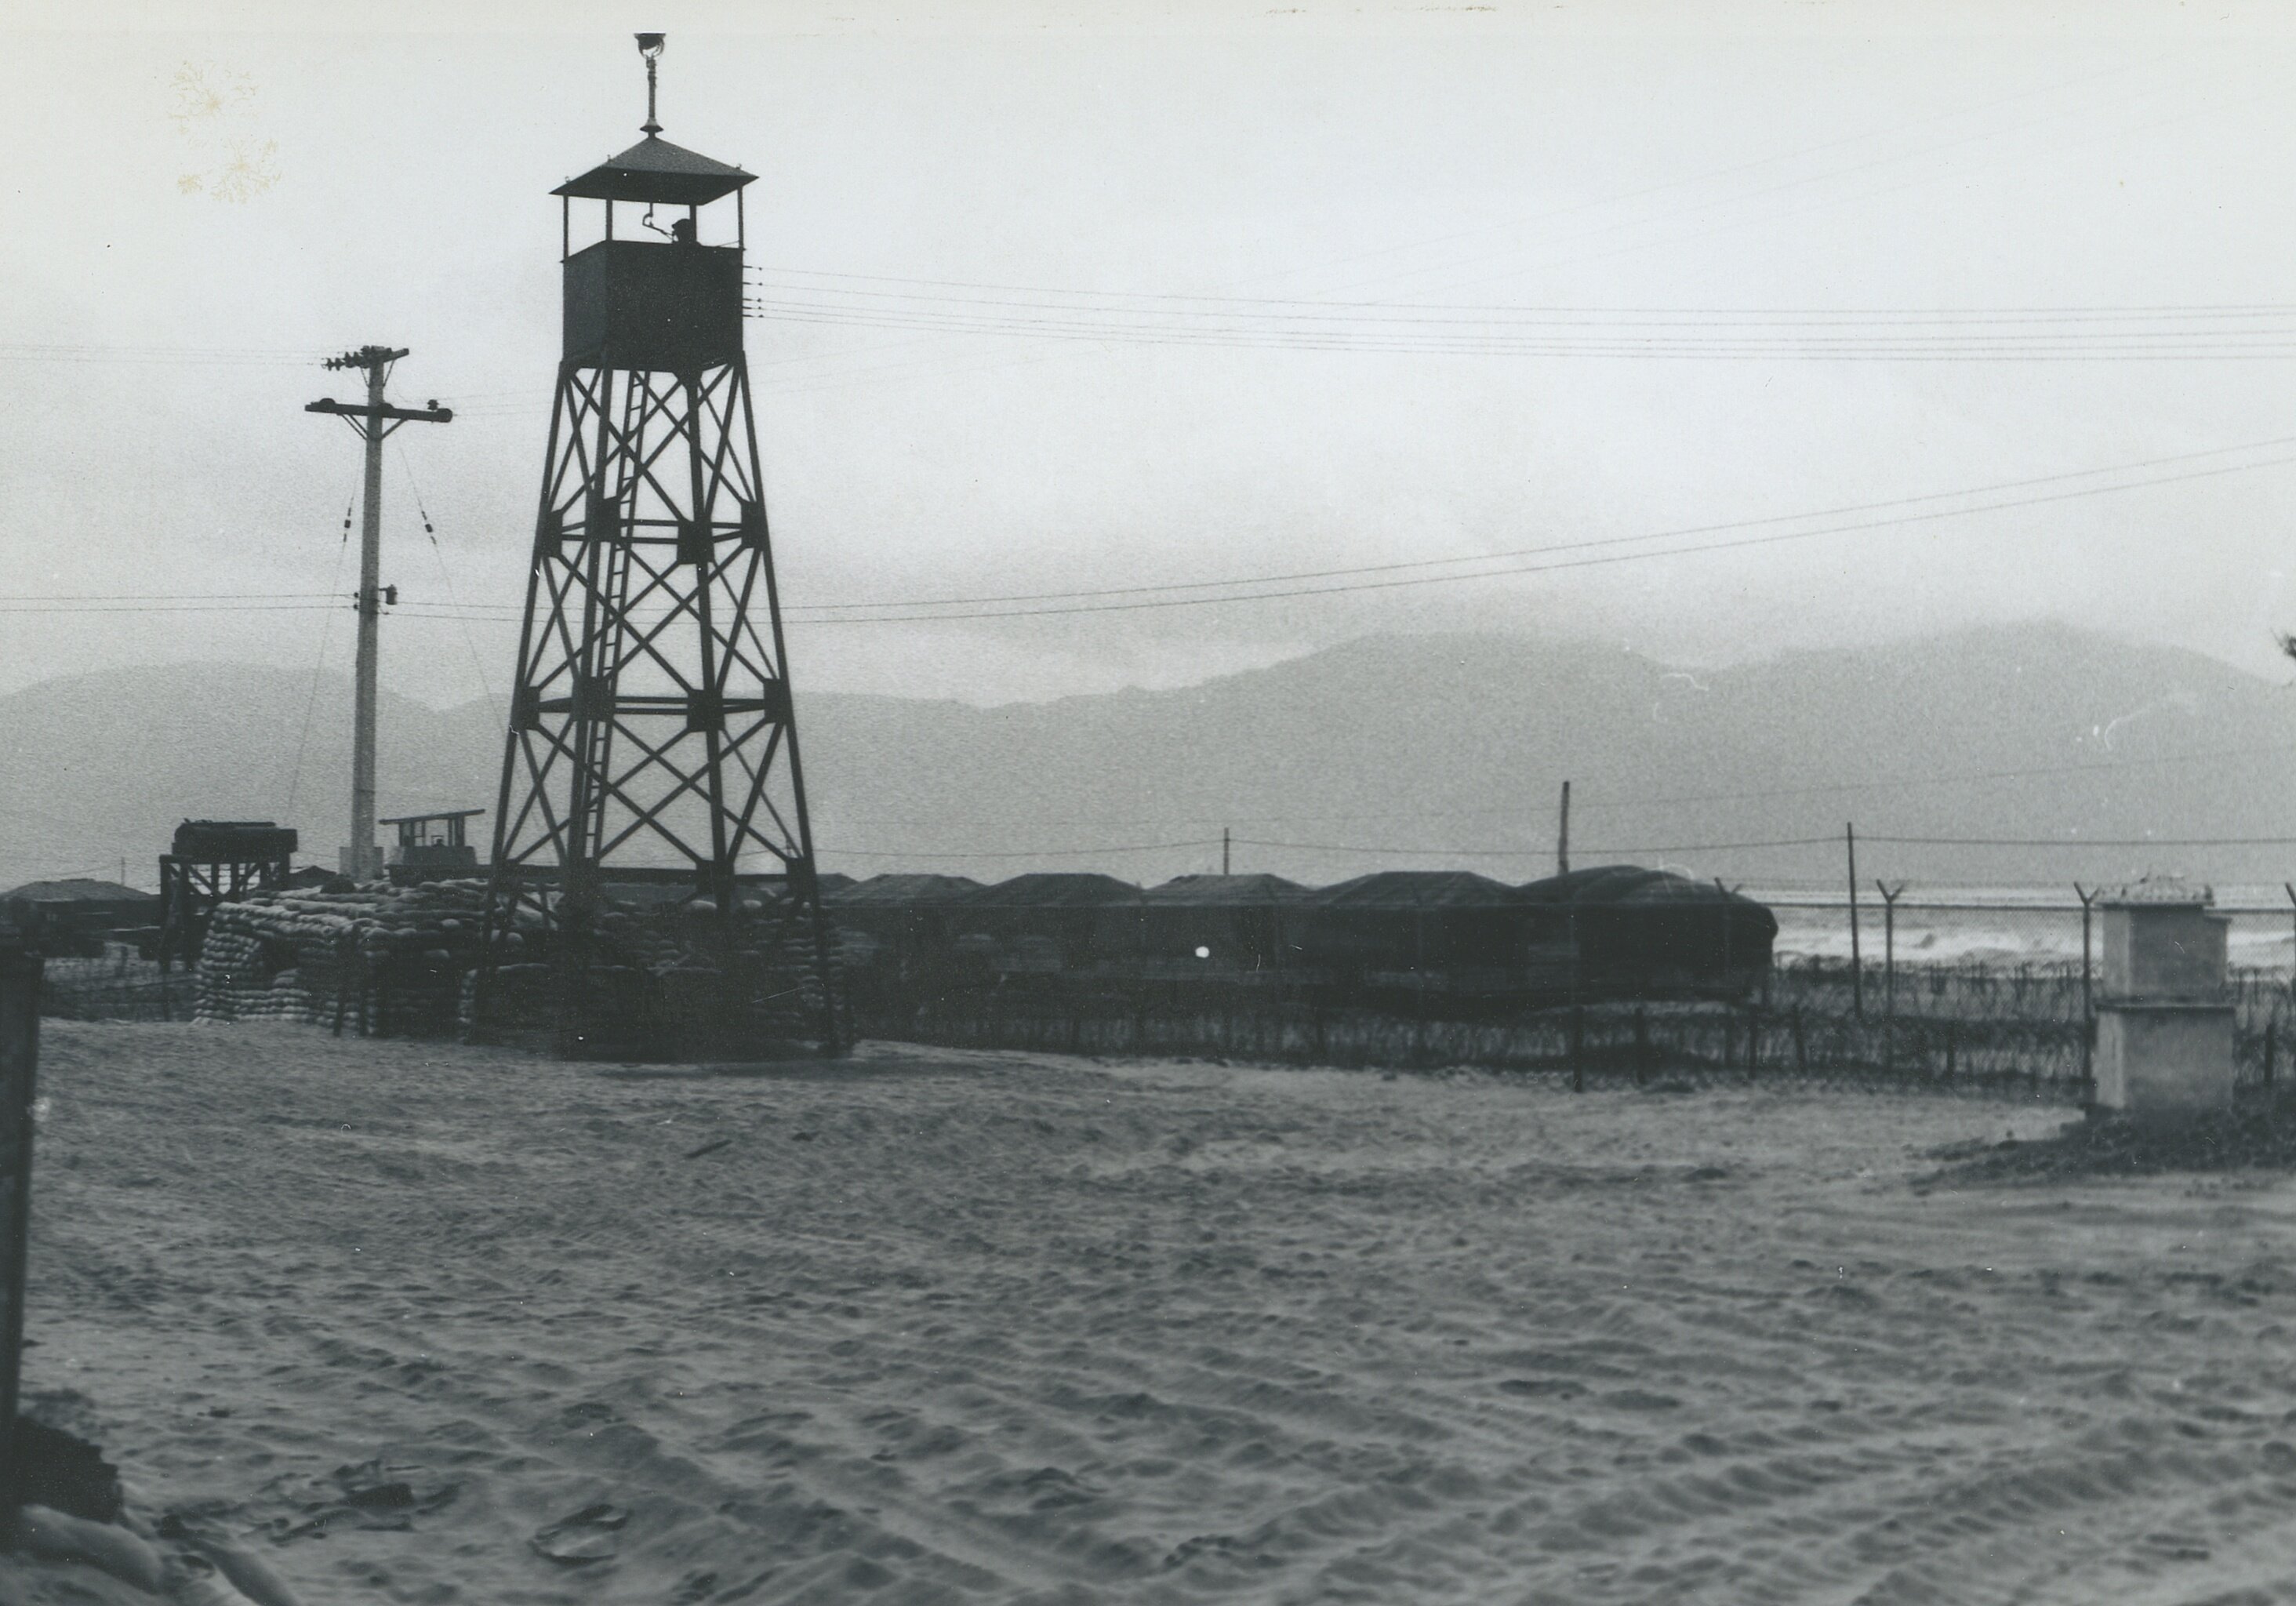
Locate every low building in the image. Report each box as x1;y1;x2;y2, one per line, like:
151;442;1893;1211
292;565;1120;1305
0;880;160;958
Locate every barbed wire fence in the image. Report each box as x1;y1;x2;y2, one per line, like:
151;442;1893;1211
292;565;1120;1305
863;890;2296;1103
31;881;2296;1106
38;947;182;1023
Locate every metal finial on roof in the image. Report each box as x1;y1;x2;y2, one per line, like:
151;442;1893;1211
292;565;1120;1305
636;33;666;134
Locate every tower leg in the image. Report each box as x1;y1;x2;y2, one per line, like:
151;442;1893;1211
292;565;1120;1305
479;359;841;1059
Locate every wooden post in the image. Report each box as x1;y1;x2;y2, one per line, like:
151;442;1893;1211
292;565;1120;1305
1557;779;1571;876
1846;823;1863;1018
0;932;44;1510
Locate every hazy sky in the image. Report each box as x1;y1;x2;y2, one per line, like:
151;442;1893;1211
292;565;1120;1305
8;0;2296;710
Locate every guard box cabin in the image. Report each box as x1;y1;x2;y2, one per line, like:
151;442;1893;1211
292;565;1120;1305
382;808;484;886
554;136;752;377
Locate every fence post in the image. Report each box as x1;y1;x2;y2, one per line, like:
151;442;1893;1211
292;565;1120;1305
1877;881;1905;1074
2076;884;2098;1084
2286;884;2296;1003
1846;823;1864;1019
0;928;44;1511
1793;1005;1807;1075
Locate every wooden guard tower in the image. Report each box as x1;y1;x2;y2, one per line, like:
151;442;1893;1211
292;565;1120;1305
158;819;297;970
481;35;838;1055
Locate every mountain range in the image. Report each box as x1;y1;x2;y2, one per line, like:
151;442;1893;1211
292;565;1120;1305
5;623;2295;895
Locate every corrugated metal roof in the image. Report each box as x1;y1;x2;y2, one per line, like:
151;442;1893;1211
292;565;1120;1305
554;136;755;205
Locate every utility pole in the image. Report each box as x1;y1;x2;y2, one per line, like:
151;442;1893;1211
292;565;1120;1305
1222;827;1231;877
1557;780;1571;876
307;348;451;880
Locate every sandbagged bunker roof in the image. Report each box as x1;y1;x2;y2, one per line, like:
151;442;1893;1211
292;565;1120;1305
1520;865;1757;906
961;873;1143;908
2;879;156;907
1308;870;1523;909
1518;864;1778;935
1144;874;1307;905
827;874;985;906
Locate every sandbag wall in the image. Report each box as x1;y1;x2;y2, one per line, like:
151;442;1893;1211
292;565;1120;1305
478;903;845;1056
196;879;846;1053
194;879;489;1034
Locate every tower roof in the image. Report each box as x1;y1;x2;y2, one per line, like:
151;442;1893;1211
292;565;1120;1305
554;135;754;205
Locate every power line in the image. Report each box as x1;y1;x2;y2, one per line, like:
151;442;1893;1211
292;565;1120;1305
393;443;503;728
318;438;2296;629
737;54;2185;399
787;433;2296;614
0;601;343;616
282;484;359;817
750;272;2296;324
792;449;2296;625
747;279;2296;336
745;296;2296;362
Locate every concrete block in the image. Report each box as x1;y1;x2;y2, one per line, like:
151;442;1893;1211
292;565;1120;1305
2100;904;2226;1003
2093;1003;2235;1118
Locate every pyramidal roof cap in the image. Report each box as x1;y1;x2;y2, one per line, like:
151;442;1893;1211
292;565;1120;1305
554;135;754;205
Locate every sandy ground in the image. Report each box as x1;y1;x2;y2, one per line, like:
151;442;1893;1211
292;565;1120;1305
5;1023;2296;1604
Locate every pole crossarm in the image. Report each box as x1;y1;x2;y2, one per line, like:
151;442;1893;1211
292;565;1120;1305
303;398;455;431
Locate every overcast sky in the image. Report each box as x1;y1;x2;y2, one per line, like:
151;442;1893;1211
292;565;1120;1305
7;0;2296;710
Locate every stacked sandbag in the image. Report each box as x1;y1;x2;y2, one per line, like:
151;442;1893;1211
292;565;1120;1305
479;894;849;1056
195;878;496;1036
192;912;290;1024
197;877;848;1054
